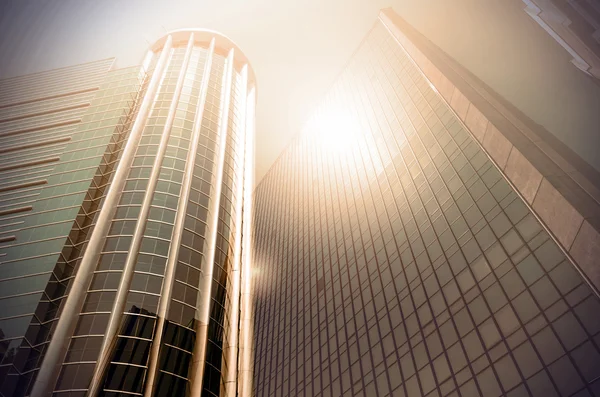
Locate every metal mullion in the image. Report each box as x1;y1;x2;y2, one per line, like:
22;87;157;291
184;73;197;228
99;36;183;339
297;146;308;397
0;233;66;250
307;131;323;397
0;220;23;231
295;136;309;396
316;101;359;396
266;120;286;397
282;120;296;397
0;142;68;161
397;34;600;361
276;144;292;393
0;110;86;133
254;131;278;395
290;140;302;396
374;26;549;395
288;141;298;394
338;69;427;397
108;361;147;369
380;26;596;394
348;46;473;396
30;36;174;397
0;184;45;200
189;45;236;396
101;388;141;396
0;62;109;91
171;276;201;291
0;194;39;208
264;144;285;396
313;96;344;396
0;95;93;119
222;65;248;397
324;121;371;395
158;367;190;381
0;166;56;183
333;69;406;392
373;32;512;393
235;90;254;395
105;358;147;395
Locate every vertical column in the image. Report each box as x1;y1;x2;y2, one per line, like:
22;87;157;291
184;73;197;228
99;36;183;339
143;36;216;396
223;65;249;397
30;35;174;397
238;86;256;397
86;33;195;397
189;47;235;397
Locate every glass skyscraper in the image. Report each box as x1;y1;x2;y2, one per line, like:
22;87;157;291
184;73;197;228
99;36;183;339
0;30;255;397
253;8;600;397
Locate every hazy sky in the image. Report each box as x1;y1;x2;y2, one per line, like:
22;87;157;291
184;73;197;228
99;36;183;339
1;0;599;183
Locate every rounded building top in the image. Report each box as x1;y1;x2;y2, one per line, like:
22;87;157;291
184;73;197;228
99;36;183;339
150;29;256;88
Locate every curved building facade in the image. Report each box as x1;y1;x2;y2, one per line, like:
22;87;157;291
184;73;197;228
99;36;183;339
0;30;255;397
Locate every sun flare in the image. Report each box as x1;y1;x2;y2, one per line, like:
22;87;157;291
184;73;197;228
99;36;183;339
309;102;361;154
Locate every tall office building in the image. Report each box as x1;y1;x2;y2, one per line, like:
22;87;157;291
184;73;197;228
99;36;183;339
0;30;255;397
253;8;600;397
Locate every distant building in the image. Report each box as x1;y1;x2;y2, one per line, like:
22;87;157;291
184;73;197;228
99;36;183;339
522;0;600;80
253;8;600;397
0;30;255;397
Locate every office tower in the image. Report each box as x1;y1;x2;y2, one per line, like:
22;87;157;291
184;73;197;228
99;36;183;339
0;30;256;397
253;8;600;397
521;0;600;80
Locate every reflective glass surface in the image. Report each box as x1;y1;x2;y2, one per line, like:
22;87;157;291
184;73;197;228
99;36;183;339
0;60;142;397
253;22;600;397
1;34;254;397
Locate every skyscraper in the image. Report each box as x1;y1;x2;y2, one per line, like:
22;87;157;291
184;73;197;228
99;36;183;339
0;30;255;397
253;8;600;397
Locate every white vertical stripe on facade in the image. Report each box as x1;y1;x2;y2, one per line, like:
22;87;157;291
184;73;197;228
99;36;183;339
86;33;196;397
189;47;235;397
143;35;216;396
239;86;256;397
30;35;174;397
224;64;249;397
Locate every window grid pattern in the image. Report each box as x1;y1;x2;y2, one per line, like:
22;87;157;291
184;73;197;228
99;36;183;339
0;64;145;397
202;70;246;397
153;52;226;396
49;45;248;396
50;61;165;395
252;22;600;397
100;47;197;396
0;34;255;397
0;59;113;107
48;46;210;396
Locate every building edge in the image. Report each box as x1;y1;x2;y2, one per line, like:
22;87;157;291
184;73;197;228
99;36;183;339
378;8;600;294
22;28;257;397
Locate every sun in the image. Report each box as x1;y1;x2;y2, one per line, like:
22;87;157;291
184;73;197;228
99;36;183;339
309;102;361;155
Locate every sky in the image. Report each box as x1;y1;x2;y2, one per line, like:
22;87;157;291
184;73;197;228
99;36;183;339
1;0;599;183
